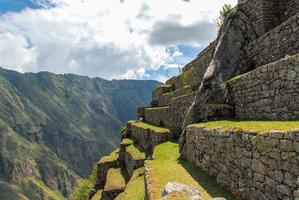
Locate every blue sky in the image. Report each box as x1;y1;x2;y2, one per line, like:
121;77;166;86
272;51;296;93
0;0;38;14
0;0;237;82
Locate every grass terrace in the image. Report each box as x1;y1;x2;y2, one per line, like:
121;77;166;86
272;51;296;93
98;149;119;164
115;168;145;200
132;122;170;133
192;121;299;132
121;138;134;145
126;145;146;160
104;168;126;192
146;142;236;200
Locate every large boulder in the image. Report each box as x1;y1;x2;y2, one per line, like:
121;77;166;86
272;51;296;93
182;9;257;127
162;182;201;200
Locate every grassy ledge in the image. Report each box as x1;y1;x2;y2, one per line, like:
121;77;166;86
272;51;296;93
121;138;134;145
98;149;119;164
145;142;236;200
132;122;170;133
192;120;299;132
126;145;146;160
145;106;170;110
115;168;145;200
104;168;126;192
91;190;102;200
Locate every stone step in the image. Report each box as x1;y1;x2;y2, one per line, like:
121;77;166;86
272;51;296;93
124;144;146;178
129;122;172;153
156;85;193;106
115;167;145;200
95;149;119;189
152;85;173;104
145;142;236;200
143;92;196;136
143;106;170;127
102;168;126;200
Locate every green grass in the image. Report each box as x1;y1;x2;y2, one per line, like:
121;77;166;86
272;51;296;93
121;138;134;145
115;168;145;200
146;142;236;200
91;190;102;200
132;122;170;133
25;177;65;200
145;106;170;110
69;166;97;200
192;120;299;132
104;168;126;191
126;145;146;160
98;149;119;164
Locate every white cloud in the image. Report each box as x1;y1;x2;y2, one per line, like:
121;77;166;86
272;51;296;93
0;0;237;80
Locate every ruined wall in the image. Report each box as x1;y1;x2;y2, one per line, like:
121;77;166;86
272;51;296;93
165;42;215;90
245;13;299;68
226;53;299;120
181;125;299;200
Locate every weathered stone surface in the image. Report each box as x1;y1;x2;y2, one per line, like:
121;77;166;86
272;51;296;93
226;53;299;120
181;126;299;200
162;182;201;200
129;122;172;153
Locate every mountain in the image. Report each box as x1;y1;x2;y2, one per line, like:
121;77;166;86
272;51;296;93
0;67;160;199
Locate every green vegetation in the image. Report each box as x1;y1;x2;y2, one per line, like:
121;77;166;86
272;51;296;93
91;190;102;200
0;67;159;199
69;166;97;200
192;120;299;132
146;142;236;200
121;138;134;145
104;168;126;191
215;4;235;27
132;122;170;133
227;74;243;83
115;168;145;200
146;106;170;110
126;145;146;160
98;149;119;164
23;177;65;200
0;181;28;200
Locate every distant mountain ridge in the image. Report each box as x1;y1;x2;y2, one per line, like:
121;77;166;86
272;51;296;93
0;67;160;199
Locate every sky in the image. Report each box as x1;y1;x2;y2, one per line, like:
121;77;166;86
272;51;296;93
0;0;238;82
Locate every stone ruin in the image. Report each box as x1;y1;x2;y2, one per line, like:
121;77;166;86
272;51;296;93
138;0;299;135
88;1;299;199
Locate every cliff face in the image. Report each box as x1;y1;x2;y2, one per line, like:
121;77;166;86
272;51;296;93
85;1;299;199
0;67;159;199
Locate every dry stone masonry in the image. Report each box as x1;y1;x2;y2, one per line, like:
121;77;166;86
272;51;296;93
226;53;299;120
87;0;299;199
181;126;299;199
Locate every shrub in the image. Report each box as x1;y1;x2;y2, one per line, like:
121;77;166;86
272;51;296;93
215;4;234;28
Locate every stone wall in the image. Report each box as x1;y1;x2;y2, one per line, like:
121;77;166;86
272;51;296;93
144;92;196;135
238;0;299;37
226;53;299;120
130;123;171;152
245;13;299;68
165;42;215;90
181;125;299;200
